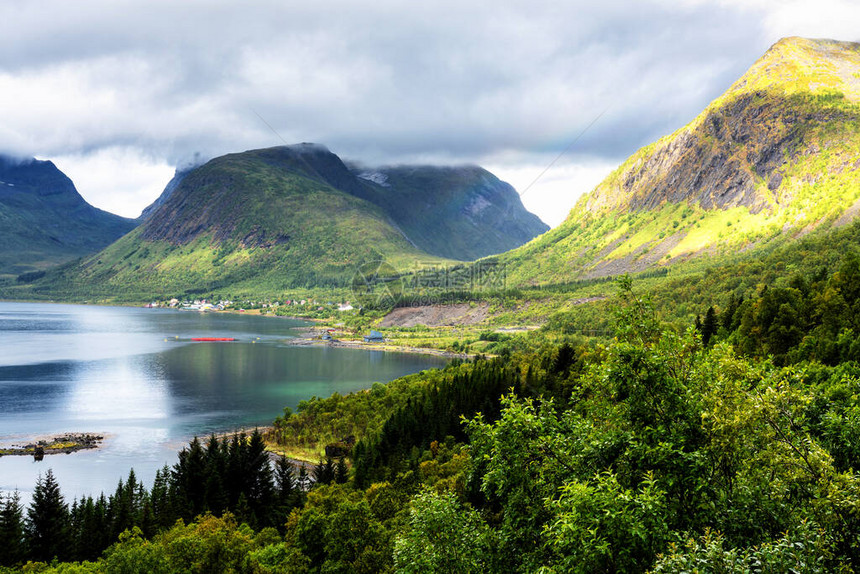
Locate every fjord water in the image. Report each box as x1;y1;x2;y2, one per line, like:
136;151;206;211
0;302;447;500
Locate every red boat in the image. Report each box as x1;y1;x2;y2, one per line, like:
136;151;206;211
191;337;236;342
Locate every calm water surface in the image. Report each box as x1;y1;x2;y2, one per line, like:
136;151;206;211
0;302;447;500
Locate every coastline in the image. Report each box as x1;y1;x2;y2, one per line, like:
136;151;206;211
281;326;471;360
0;299;476;360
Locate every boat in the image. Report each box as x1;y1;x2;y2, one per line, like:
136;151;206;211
191;337;236;342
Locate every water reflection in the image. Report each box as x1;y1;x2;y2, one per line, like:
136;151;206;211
0;302;447;500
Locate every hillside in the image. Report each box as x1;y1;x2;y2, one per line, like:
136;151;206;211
351;164;549;260
496;37;860;286
138;152;547;261
14;144;549;301
0;155;137;279
23;145;454;300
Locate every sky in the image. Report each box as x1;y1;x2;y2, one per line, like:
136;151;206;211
1;1;858;226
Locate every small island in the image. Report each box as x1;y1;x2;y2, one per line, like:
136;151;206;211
0;433;104;459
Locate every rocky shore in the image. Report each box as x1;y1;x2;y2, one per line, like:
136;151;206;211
0;433;104;458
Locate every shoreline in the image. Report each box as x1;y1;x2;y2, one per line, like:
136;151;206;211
281;327;471;360
0;299;477;360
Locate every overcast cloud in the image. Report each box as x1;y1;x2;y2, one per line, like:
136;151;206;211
1;0;858;224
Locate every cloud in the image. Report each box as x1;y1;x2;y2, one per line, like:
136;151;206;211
488;156;619;228
49;147;174;218
0;0;853;221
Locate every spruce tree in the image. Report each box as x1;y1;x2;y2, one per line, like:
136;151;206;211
204;434;228;514
702;306;718;347
0;491;25;566
275;456;295;504
246;429;275;520
335;458;349;484
26;469;71;562
172;437;207;520
150;466;175;531
297;466;310;492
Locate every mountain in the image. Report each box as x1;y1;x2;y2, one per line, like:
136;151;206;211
496;37;860;286
0;155;137;279
137;150;547;261
30;145;456;299
351;165;549;260
22;143;547;300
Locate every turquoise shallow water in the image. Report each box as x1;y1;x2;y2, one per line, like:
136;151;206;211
0;302;446;500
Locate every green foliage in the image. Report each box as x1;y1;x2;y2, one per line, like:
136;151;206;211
393;490;493;574
353;356;523;487
465;281;860;571
545;471;673;573
102;527;170;574
651;522;844;574
16;277;860;572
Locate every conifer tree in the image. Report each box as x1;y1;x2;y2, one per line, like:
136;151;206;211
0;491;25;566
150;466;174;531
203;435;228;514
246;429;275;519
275;456;295;507
702;306;718;347
172;437;207;520
297;466;310;491
335;458;349;484
26;469;71;562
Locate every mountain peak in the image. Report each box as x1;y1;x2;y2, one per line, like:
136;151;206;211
497;37;860;285
720;36;860;104
284;142;332;155
0;154;137;278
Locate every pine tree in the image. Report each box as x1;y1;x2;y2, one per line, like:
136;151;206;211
246;429;275;520
275;456;295;504
26;469;71;562
335;458;349;484
702;306;718;347
150;466;175;531
297;466;310;492
314;458;335;485
172;437;207;520
203;435;228;515
0;491;25;566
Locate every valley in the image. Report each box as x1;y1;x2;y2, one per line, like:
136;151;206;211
3;34;860;574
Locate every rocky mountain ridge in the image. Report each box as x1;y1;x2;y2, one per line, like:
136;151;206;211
495;37;860;286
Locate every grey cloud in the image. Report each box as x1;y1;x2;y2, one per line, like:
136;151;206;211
0;0;801;175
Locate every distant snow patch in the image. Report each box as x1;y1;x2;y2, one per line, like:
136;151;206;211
357;171;390;187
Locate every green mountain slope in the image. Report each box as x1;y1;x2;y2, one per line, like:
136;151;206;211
0;155;137;279
351;165;549;260
27;146;453;300
496;37;860;286
139;150;548;261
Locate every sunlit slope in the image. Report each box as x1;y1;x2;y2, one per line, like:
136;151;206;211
497;37;860;286
31;146;451;300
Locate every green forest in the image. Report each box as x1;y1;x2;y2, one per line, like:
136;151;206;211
5;274;860;573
